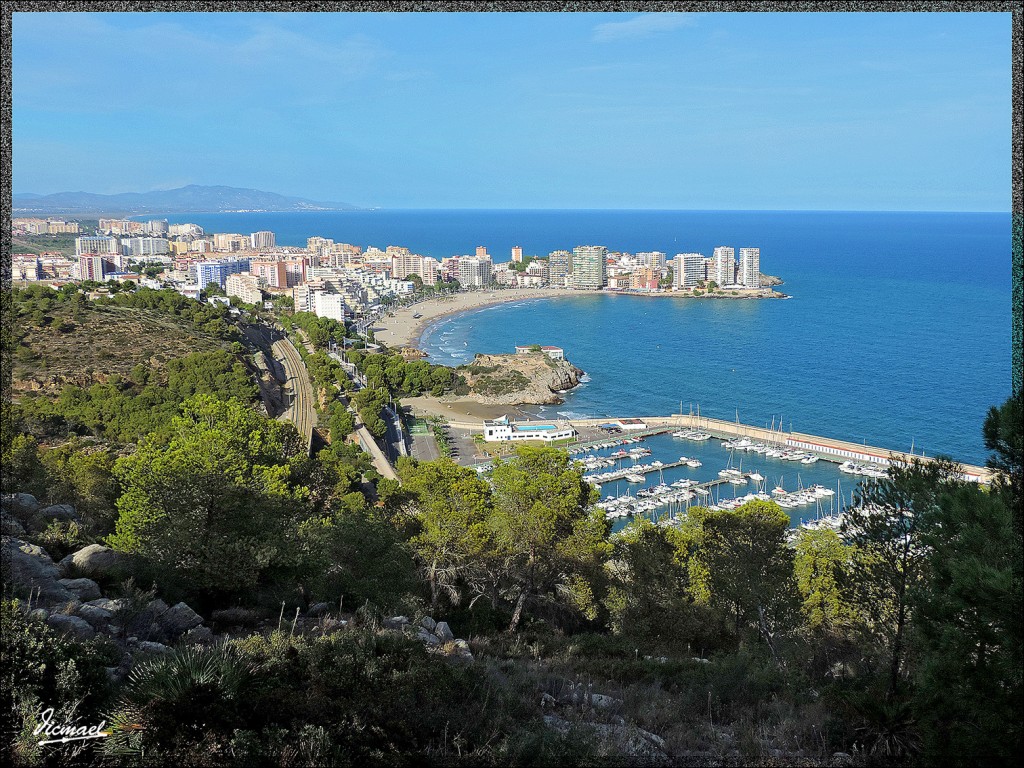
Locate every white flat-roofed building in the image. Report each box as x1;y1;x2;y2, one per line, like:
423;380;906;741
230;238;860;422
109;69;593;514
314;291;348;322
547;250;571;286
420;257;439;284
169;223;204;238
635;251;667;272
226;273;264;305
250;231;276;249
673;253;705;289
526;259;549;281
12;256;41;281
570;245;607;290
458;255;493;287
739;247;761;288
712;246;736;286
213;233;251;252
122;237;170;258
514;345;564;360
76;236;119;256
483;415;576;442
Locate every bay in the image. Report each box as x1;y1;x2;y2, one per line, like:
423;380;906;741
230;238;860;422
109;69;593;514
154;209;1012;466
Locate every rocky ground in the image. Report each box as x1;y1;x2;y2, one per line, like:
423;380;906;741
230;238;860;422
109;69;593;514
1;492;477;685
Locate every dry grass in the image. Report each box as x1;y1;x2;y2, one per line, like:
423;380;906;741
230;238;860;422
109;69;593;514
14;304;229;394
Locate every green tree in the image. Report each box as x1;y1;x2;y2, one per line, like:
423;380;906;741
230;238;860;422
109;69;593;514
107;396;309;603
489;446;608;631
685;501;797;656
400;458;493;610
604;520;718;648
983;392;1023;533
793;527;860;635
841;456;961;695
910;482;1023;764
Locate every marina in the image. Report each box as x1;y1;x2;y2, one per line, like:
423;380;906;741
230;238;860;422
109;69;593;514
468;409;993;534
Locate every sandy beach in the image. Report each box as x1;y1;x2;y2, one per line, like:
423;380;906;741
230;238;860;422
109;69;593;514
402;395;535;425
371;287;572;349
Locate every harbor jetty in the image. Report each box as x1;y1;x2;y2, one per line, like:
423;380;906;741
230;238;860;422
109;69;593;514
464;412;995;484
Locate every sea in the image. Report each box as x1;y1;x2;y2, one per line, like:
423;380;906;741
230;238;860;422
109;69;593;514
157;210;1012;518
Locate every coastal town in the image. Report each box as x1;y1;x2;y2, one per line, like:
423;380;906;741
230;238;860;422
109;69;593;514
11;217;784;333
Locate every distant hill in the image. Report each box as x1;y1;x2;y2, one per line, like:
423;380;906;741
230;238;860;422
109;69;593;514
12;184;361;215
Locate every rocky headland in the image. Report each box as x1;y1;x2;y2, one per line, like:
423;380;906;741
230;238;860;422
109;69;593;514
454;351;584;406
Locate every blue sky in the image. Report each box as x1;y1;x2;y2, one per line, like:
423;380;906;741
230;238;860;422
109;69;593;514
12;11;1012;211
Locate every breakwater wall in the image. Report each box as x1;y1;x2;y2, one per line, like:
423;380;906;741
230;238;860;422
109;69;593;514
558;414;994;484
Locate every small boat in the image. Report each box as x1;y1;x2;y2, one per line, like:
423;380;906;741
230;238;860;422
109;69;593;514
687;459;702;468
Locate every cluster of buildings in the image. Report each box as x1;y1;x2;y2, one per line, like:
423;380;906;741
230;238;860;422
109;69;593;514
12;215;770;321
12;217;80;235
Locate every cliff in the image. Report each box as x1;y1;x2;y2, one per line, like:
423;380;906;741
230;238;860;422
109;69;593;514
456;352;584;405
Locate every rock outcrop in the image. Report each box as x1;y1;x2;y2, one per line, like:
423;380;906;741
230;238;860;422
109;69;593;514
457;352;584;406
3;536;77;605
59;544;133;580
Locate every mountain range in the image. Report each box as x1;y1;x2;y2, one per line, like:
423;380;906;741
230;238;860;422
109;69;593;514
11;185;361;215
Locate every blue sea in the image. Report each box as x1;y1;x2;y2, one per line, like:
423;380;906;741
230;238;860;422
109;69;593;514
158;210;1012;469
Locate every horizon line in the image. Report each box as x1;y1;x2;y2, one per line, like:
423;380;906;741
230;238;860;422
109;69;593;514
12;205;1011;216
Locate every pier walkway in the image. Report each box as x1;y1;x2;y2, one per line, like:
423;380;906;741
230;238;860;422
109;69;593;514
584;458;696;483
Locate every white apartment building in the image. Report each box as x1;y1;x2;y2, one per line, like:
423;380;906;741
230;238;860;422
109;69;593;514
122;237;170;258
314;292;348;322
673;253;705;289
525;259;549;282
635;251;667;272
547;250;571;286
458;255;493;287
739;247;761;288
307;236;334;255
570;245;608;290
98;219;143;235
250;231;276;249
75;236;119;256
213;233;251;252
391;252;425;280
712;246;736;286
225;273;264;305
12;256;41;281
169;223;204;238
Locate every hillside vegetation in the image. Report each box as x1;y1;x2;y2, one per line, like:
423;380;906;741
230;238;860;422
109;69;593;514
11;285;239;396
1;284;1020;767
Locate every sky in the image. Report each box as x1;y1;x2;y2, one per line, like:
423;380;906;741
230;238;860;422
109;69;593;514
11;10;1012;211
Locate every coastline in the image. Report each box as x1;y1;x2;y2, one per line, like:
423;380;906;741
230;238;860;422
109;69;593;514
372;286;789;351
371;287;572;349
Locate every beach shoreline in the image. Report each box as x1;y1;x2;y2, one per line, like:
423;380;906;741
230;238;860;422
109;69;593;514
371;286;789;351
371;287;573;350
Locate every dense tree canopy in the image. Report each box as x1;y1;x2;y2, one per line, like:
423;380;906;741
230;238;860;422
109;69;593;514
108;396;310;603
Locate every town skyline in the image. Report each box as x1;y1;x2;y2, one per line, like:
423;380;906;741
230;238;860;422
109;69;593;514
12;10;1012;212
